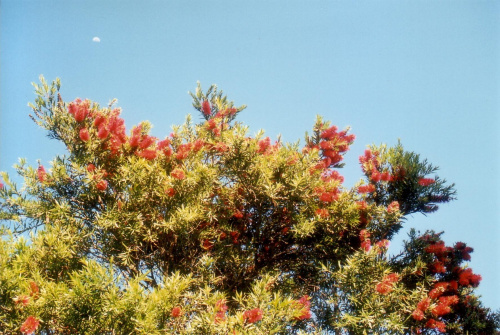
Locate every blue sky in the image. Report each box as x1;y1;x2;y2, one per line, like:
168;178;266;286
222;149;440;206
1;1;498;309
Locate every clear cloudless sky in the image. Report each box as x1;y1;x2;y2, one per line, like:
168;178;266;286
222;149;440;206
1;0;498;309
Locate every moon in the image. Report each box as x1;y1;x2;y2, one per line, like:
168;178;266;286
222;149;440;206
92;37;101;43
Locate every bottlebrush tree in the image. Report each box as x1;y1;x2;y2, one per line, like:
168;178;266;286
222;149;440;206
0;76;498;335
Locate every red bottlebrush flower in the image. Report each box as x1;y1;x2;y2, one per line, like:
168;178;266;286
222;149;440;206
171;306;182;318
375;281;392;295
412;309;425;321
96;179;108;191
439;295;459;306
93;113;106;128
138;135;156;150
97;126;109;139
426;319;446;333
202;100;211;116
79;128;90;141
87;164;96;173
171;168;185;180
320;125;338;140
430;261;446;274
380;171;392;182
459;268;482;287
315;208;329;218
216;299;228;312
357;201;368;210
215;311;226;323
417;297;431;312
137;148;158;160
361;239;371;252
384;273;399;283
37;166;46;183
448;281;458;292
359;229;370;241
219;232;227;240
233;210;244;219
68;99;79;115
175;149;190;160
29;281;39;298
321;170;344;183
358;184;375;194
257;137;271;154
202;239;214;250
294;295;312;320
192;139;205;152
0;180;3;189
319;191;338;203
166;187;176;197
20;316;39;335
157;138;171;151
207;118;217;130
432;303;451;316
214;142;229;153
418;178;435;186
387;201;400;213
215;299;228;323
371;171;381;182
129;125;142;147
230;231;240;244
425;241;447;258
69;99;90;122
13;295;30;307
243;308;263;323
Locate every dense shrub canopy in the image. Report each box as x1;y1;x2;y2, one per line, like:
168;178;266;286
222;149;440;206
0;77;498;334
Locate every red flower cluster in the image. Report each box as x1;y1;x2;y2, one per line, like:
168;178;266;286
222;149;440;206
94;109;127;154
166;187;176;197
37;166;47;183
29;281;39;299
171;306;182;318
412;297;431;321
317;125;355;168
454;241;473;261
357;184;375;194
458;268;482;287
359;149;393;185
13;295;30;307
426;319;446;333
418;178;435;186
79;127;90;141
359;149;379;174
257;137;271;154
387;201;399;213
243;308;263;323
233;210;244;219
432;295;459;316
360;229;371;252
202;239;214;250
315;208;329;218
96;179;108;191
375;273;399;295
410;235;484;332
20;316;39;335
68;98;90;122
294;295;312;320
424;238;480;287
202;100;211;116
214;299;228;323
171;168;185;180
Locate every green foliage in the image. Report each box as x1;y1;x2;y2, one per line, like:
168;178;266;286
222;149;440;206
0;77;497;334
